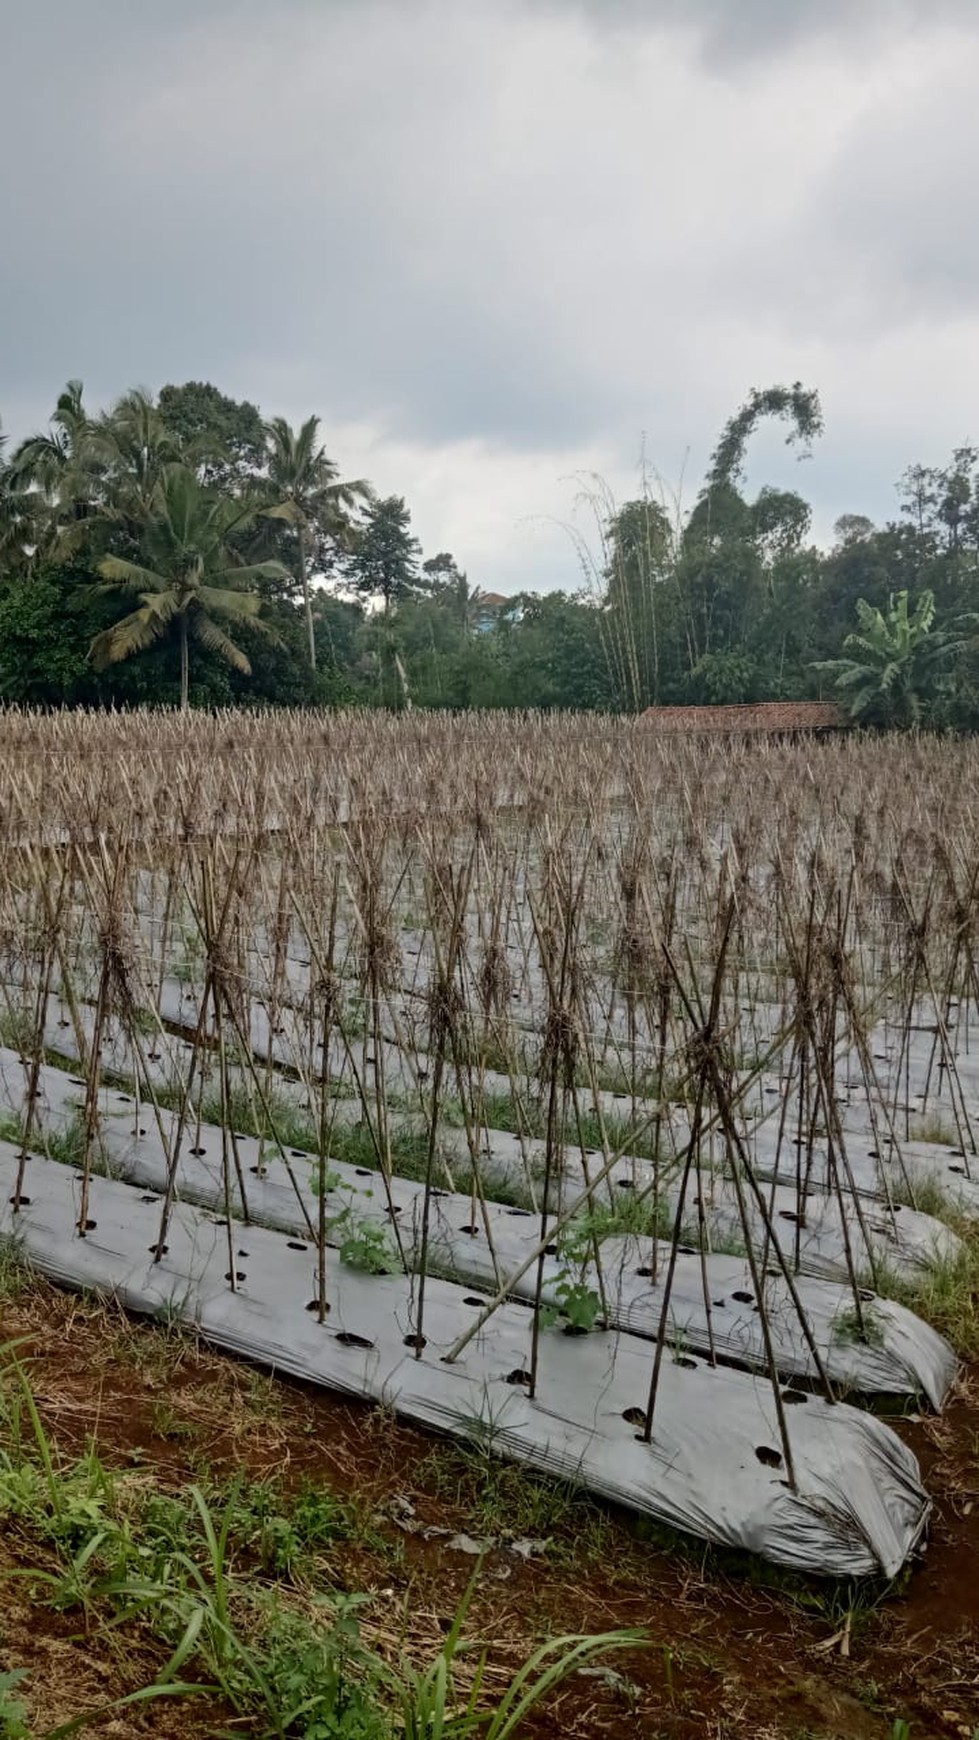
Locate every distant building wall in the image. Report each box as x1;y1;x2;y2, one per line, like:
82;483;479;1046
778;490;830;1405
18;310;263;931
641;701;844;735
474;592;512;634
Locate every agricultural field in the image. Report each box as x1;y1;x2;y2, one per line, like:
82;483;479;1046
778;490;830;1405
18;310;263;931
0;709;978;1739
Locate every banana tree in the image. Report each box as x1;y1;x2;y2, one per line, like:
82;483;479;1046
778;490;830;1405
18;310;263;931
816;589;974;727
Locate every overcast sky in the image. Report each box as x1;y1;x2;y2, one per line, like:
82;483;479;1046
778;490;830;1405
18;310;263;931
2;0;978;593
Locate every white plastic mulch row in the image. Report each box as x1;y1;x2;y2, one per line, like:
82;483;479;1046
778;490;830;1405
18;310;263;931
0;1145;931;1580
0;1052;959;1410
17;1002;968;1292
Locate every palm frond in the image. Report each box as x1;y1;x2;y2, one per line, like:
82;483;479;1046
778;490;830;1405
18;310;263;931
189;611;252;673
197;585;264;618
52;517;99;560
97;555;170;594
89;605;169;669
139;590;180;625
262;501;302;526
211;560;291;590
156;464;199;548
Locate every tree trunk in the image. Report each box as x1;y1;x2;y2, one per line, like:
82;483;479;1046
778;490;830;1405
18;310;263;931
298;522;316;671
179;612;189;712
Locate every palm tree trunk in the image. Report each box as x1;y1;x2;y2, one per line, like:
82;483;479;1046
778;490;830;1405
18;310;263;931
298;523;316;671
179;612;189;712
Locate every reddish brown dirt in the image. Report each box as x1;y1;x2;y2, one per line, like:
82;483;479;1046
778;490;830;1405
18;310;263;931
1;1281;977;1740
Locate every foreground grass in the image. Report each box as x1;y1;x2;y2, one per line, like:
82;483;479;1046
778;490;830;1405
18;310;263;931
0;1316;642;1740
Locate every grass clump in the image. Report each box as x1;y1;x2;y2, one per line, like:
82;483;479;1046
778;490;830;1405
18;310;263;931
872;1223;979;1355
0;1110;23;1147
0;1009;37;1057
559;1193;675;1253
890;1170;960;1221
198;1084;326;1153
0;1671;30;1740
0;1341;641;1737
416;1438;614;1561
830;1303;887;1350
0;1238;29;1304
0;1108;109;1178
908;1115;961;1148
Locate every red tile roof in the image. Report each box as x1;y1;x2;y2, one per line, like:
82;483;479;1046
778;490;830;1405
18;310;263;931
642;701;844;734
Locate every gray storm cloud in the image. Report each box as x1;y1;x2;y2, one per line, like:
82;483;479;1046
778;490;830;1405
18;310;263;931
550;0;978;62
2;0;978;589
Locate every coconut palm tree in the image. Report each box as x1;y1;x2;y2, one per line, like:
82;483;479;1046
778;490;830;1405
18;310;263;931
90;465;287;709
0;418;36;573
452;574;487;637
816;589;974;727
264;415;369;669
422;554;486;635
9;380;104;557
96;388;182;527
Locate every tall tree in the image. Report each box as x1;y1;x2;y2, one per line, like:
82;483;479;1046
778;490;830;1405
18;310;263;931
422;553;485;633
264;415;368;669
0;418;35;574
701;382;823;498
672;384;823;681
505;590;611;710
9;380;103;558
348;495;422;612
90;466;287;710
158;381;267;490
96;388;181;529
602;496;675;708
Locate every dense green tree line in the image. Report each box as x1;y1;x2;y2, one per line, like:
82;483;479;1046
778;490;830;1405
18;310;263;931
1;376;978;723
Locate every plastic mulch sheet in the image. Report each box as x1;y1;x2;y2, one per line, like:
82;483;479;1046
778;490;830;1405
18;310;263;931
0;1052;959;1411
0;1145;931;1580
